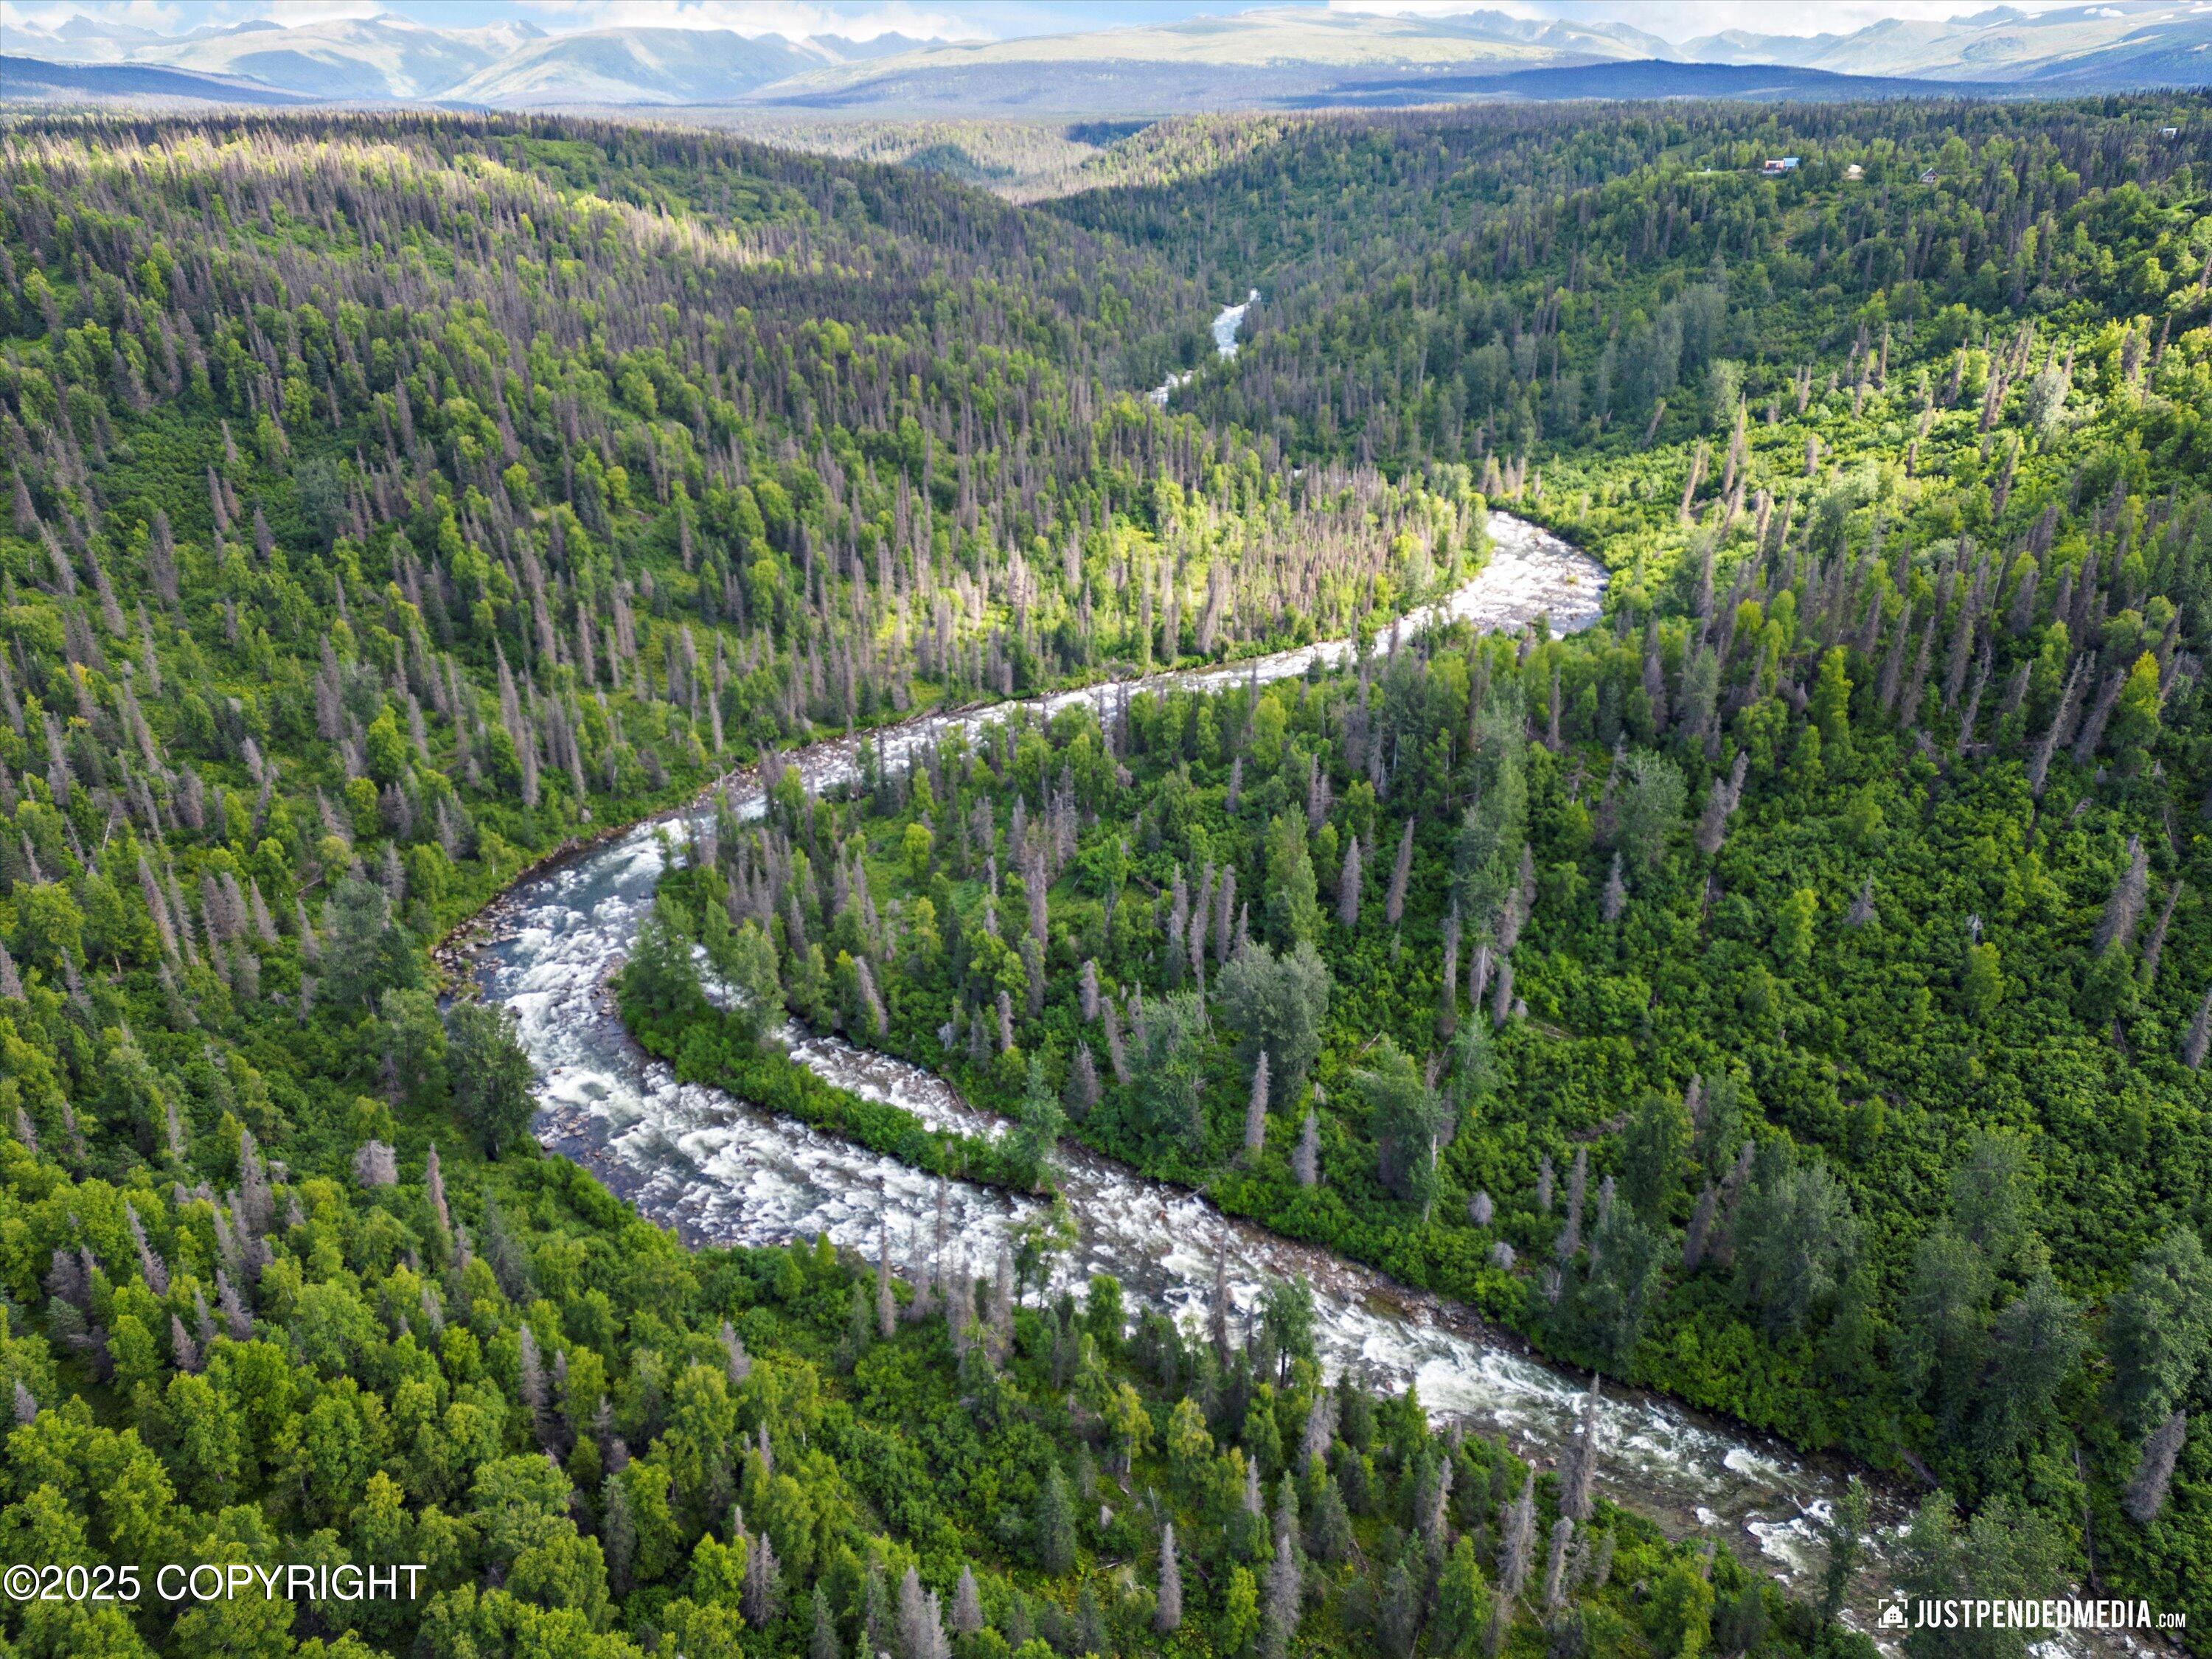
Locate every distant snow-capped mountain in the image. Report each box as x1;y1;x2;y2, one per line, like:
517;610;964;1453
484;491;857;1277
4;1;2205;111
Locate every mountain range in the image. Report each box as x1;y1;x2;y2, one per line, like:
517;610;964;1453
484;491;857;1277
4;2;2208;111
0;13;933;106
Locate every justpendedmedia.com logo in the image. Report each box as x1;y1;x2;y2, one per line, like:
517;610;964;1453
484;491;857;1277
1874;1594;2185;1633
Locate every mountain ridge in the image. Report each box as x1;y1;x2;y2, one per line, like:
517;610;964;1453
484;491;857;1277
0;52;316;106
3;1;2207;110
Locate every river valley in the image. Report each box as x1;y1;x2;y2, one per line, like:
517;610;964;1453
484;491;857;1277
454;509;1921;1637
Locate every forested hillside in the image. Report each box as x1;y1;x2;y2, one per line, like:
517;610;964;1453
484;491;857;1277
624;94;2212;1653
0;108;1531;1659
1;94;2209;1659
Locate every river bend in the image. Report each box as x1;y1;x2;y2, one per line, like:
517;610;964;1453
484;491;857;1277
462;515;1892;1622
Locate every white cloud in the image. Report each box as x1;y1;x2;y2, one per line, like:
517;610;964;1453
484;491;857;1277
3;0;187;30
449;0;985;42
6;0;2102;50
711;1;981;41
0;0;986;43
268;0;386;19
1326;0;2083;40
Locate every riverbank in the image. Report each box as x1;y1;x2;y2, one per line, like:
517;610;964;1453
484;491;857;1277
506;866;1886;1616
449;519;1937;1620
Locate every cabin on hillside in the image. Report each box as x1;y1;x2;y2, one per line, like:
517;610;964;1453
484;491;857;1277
1760;157;1800;175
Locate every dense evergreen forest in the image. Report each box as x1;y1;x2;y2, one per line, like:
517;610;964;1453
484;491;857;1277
625;94;2212;1655
0;93;2207;1659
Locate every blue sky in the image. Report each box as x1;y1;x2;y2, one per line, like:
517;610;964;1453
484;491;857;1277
0;0;2086;46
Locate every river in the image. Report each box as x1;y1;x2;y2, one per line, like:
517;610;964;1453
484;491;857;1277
1150;288;1262;406
457;511;1902;1631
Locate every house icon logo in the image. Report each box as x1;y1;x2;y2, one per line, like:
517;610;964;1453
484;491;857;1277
1877;1596;1910;1630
